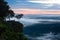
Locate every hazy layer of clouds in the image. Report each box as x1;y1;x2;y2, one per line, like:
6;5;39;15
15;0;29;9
28;0;60;4
19;14;60;27
27;0;48;1
26;32;60;40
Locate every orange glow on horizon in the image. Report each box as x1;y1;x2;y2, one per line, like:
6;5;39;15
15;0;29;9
12;8;60;14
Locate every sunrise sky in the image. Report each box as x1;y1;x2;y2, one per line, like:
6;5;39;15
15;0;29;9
6;0;60;14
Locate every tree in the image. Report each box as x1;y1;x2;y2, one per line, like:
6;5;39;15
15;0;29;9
0;0;14;19
15;14;23;21
0;0;27;40
6;10;15;21
15;14;23;19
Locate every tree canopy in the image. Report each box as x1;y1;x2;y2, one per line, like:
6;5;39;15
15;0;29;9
0;0;14;19
0;0;27;40
15;14;23;19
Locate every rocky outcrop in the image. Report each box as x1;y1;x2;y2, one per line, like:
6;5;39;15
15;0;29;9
0;20;27;40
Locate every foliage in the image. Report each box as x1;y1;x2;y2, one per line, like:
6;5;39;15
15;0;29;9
0;0;14;19
0;0;27;40
15;14;23;19
0;21;27;40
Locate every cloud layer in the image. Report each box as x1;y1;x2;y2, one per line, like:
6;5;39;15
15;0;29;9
12;8;60;14
28;0;60;4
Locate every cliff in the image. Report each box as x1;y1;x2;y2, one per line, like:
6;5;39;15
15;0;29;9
0;19;27;40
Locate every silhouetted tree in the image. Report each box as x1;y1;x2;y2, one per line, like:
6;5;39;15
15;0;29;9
0;0;14;19
6;10;15;20
0;0;27;40
15;14;23;21
15;14;23;19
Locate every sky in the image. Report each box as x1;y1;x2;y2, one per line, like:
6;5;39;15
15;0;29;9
5;0;60;14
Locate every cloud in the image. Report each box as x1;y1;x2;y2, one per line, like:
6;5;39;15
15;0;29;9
28;0;60;4
27;0;48;1
6;0;60;10
26;32;60;40
12;8;60;14
20;15;60;27
27;0;60;9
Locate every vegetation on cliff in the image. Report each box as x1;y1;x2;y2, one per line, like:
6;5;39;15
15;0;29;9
0;0;27;40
